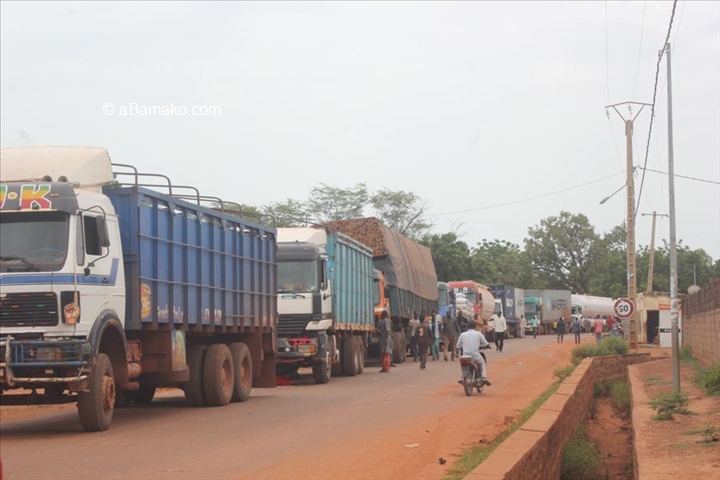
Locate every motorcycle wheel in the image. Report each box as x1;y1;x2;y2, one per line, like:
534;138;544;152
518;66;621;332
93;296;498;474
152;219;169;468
463;374;474;397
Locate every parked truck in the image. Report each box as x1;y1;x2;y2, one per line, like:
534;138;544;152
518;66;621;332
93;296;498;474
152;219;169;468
327;218;438;364
274;227;374;384
448;280;495;337
438;282;456;318
524;289;571;334
571;295;615;322
489;285;525;338
0;147;277;431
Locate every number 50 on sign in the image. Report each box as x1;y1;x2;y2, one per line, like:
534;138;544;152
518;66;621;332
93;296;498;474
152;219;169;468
613;298;635;319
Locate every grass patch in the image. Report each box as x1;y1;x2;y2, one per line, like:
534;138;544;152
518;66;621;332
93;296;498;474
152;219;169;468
560;425;604;480
442;380;563;480
554;365;576;381
679;345;695;363
594;379;612;398
642;374;670;387
684;422;720;439
649;391;690;420
610;381;631;417
571;337;629;364
693;363;720;396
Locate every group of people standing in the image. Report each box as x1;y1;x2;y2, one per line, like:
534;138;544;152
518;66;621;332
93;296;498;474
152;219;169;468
407;309;466;369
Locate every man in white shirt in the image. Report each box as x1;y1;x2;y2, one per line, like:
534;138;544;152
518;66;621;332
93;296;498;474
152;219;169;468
456;320;492;385
494;315;507;352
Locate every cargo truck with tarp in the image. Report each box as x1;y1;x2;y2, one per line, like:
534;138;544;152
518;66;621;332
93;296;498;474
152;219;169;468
275;227;374;384
326;218;438;363
0;146;277;431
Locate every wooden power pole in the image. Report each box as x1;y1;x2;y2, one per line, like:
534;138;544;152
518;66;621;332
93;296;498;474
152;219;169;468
641;211;668;293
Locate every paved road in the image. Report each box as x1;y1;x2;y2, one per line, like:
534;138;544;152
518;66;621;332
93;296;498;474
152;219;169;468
0;333;574;480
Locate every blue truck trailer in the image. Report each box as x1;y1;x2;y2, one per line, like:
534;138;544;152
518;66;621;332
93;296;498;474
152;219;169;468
326;218;439;363
275;227;374;384
438;282;456;318
0;147;277;431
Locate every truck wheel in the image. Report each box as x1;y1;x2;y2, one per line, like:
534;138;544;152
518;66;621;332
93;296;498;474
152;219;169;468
229;342;253;403
78;353;115;432
184;345;207;406
203;344;234;407
342;336;358;377
312;353;331;384
355;337;364;375
392;332;405;364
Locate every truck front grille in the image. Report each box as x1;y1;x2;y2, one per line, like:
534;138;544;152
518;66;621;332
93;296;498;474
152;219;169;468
278;315;314;337
0;292;59;327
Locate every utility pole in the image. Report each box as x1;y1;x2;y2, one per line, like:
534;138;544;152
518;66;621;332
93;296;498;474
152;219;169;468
641;211;668;293
665;42;680;393
606;101;651;353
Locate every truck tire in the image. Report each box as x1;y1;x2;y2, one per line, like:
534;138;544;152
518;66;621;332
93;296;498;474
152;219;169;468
312;353;331;384
184;345;207;406
342;336;358;377
78;353;115;432
392;332;406;364
229;342;253;403
203;344;234;407
355;337;364;375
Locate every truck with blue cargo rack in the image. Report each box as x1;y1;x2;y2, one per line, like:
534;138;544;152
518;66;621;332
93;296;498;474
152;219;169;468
275;227;374;383
0;146;277;431
438;282;456;318
325;218;439;364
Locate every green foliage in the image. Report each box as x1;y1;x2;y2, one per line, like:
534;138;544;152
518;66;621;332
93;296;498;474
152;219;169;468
610;381;631;416
593;380;612;398
369;188;431;240
422;233;471;282
524;211;599;293
679;345;695;363
571;337;629;364
306;183;368;223
469;239;537;287
684;422;720;439
694;363;720;396
560;426;603;480
262;198;309;227
554;365;576;381
649;391;690;420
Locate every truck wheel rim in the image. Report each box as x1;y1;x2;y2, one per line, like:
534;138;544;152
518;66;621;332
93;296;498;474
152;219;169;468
102;375;115;411
240;356;251;390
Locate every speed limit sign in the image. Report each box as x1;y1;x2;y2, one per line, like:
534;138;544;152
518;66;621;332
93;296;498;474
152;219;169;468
614;298;635;319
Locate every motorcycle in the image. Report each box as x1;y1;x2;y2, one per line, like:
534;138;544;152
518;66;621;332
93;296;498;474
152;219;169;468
459;345;491;396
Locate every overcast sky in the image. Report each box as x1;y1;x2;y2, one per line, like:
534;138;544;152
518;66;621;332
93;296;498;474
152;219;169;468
2;1;719;263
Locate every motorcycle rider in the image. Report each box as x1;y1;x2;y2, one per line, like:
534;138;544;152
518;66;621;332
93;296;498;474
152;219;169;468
455;320;492;386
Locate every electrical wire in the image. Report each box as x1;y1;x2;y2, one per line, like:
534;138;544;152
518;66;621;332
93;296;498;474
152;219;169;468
638;166;720;185
635;0;679;221
632;1;648;101
433;170;625;216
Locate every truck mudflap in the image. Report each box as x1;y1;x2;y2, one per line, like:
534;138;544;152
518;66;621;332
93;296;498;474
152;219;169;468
0;336;90;388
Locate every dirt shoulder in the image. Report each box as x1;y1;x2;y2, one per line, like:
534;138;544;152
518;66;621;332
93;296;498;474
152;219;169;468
630;357;720;480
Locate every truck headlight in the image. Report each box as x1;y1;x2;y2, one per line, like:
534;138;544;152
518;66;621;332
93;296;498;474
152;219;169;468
297;344;317;354
38;348;62;361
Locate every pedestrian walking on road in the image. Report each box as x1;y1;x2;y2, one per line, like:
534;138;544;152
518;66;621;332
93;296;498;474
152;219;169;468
457;311;470;333
519;314;527;338
571;317;582;344
408;312;421;362
494;315;507;352
417;323;432;370
530;315;538;338
430;310;441;361
593;315;604;344
443;310;460;361
556;317;566;343
377;311;392;373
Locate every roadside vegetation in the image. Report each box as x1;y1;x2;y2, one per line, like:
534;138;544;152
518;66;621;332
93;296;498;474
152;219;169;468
560;425;604;480
571;336;629;365
649;391;691;420
673;345;720;396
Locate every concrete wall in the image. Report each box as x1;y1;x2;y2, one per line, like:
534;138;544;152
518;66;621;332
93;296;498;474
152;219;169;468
682;278;720;366
468;354;650;480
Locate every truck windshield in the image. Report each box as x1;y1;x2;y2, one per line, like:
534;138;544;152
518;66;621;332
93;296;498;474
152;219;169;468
277;260;318;293
464;291;477;304
438;289;449;307
0;211;70;272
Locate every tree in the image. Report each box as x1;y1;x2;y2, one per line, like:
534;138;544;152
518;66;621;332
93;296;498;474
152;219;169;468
586;224;627;298
421;232;471;282
262;199;308;228
306;183;369;223
469;239;537;287
370;188;432;240
524;211;599;293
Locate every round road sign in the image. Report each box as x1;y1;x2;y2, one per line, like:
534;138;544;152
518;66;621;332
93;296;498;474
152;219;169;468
613;298;635;319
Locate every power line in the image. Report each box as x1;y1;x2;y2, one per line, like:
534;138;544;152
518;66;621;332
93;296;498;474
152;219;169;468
635;0;679;221
632;1;648;101
638;166;720;185
434;170;625;216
